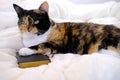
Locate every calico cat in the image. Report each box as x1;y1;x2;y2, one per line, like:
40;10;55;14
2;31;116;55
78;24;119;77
13;1;120;56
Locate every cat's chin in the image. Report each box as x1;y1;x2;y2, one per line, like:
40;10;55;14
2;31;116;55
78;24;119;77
22;32;42;47
22;27;52;47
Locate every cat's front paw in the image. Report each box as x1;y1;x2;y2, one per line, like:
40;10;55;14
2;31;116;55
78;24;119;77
19;48;35;56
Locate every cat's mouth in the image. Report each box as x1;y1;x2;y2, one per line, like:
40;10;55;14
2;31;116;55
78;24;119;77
36;32;42;35
35;30;46;35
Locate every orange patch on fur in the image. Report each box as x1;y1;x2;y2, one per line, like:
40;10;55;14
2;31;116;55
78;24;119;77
18;16;38;33
47;24;65;40
33;9;40;14
88;42;101;54
107;46;118;53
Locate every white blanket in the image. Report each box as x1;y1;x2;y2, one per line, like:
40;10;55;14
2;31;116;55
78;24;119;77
0;0;120;80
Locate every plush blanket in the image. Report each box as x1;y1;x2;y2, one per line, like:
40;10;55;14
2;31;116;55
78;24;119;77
0;0;120;80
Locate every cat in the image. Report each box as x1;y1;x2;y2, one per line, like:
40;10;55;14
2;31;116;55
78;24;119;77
13;1;120;56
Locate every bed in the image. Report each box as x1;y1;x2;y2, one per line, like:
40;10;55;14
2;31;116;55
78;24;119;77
0;0;120;80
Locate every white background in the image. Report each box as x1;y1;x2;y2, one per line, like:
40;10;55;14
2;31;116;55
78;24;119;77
69;0;119;4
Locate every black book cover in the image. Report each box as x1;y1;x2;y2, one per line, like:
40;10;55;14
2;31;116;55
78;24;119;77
16;53;50;68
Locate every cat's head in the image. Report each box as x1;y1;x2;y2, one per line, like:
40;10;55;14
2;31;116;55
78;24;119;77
13;1;51;35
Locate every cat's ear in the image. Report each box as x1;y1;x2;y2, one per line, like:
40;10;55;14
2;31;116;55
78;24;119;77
39;1;49;13
13;4;24;18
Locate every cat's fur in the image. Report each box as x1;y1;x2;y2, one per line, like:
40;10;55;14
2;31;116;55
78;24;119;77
13;1;120;56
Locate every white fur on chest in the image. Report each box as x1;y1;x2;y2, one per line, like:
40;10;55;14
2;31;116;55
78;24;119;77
22;27;52;47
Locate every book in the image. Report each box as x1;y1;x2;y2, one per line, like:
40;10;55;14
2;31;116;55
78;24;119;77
16;53;50;68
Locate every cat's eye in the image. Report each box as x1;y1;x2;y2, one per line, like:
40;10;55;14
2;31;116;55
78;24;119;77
34;20;39;24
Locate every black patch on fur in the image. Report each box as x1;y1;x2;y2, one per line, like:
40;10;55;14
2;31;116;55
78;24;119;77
99;25;120;50
26;10;51;34
29;45;38;50
13;4;24;18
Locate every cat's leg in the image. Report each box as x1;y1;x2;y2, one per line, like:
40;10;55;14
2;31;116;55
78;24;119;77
19;46;51;56
29;41;62;56
30;44;53;56
30;42;57;56
19;41;59;56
